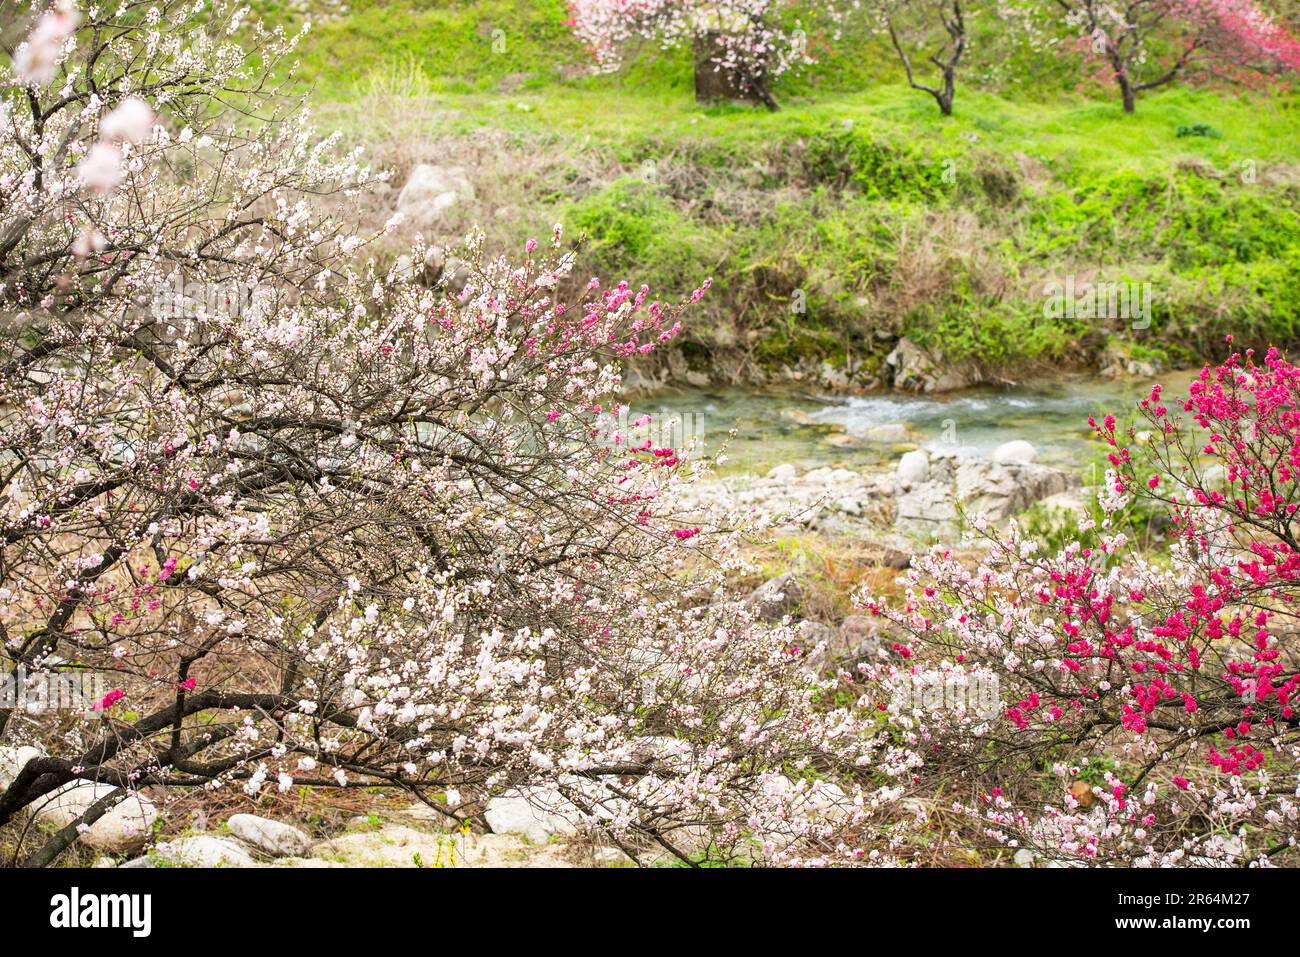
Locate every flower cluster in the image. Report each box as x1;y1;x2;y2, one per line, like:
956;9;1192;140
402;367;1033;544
862;349;1300;866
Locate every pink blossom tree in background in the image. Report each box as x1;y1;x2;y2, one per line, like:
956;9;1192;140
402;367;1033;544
1051;0;1300;111
566;0;845;109
0;0;899;867
862;346;1300;866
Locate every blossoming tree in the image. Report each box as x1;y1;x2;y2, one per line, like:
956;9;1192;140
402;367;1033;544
0;0;890;866
863;345;1300;865
566;0;841;109
1051;0;1300;112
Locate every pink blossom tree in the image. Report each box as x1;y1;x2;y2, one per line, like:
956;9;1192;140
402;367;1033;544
1052;0;1300;112
862;345;1300;865
0;0;892;866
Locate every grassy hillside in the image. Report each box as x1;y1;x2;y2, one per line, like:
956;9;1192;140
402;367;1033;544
267;1;1300;386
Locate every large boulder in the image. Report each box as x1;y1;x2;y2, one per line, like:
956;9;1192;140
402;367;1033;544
33;782;159;853
894;448;1075;537
895;449;930;486
226;814;310;857
395;164;475;233
484;777;628;844
991;440;1037;465
894;451;960;537
955;459;1072;522
151;835;257;868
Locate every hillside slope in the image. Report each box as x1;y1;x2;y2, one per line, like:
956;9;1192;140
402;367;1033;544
273;0;1300;388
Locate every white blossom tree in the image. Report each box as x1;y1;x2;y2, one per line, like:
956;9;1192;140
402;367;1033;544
0;0;890;867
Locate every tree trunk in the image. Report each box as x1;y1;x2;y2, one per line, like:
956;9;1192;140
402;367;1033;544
1113;61;1136;113
693;31;776;109
938;69;955;116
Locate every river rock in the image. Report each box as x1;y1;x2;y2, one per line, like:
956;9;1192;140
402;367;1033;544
305;824;576;868
766;463;798;481
226;814;310;857
885;338;972;393
0;744;43;790
862;423;915;443
33;782;159;853
955;459;1072;522
991;440;1037;465
838;615;882;658
151;835;258;867
895;448;1074;537
485;778;628;844
396;164;475;233
896;449;930;486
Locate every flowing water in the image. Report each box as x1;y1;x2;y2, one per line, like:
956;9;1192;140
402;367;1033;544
637;370;1198;478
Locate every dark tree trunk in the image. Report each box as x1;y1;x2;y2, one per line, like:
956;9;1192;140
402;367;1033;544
693;31;778;110
1111;57;1136;112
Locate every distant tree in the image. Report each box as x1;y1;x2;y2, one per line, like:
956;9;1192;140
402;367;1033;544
566;0;841;110
878;0;969;115
1052;0;1300;112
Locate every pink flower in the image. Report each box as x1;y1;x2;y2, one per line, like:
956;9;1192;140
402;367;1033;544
14;8;81;85
94;688;125;712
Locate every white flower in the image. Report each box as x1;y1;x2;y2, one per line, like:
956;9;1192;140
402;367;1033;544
100;97;155;144
77;142;124;194
13;9;81;86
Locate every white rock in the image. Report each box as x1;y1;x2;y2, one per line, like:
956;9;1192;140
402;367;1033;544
485;777;629;844
484;788;580;844
1013;848;1036;867
0;744;43;790
991;440;1037;464
226;814;310;857
396;164;475;232
33;782;159;853
152;835;257;868
766;463;798;481
862;423;913;443
886;338;973;393
896;450;930;484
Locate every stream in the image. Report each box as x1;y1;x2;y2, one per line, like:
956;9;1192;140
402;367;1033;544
638;370;1198;478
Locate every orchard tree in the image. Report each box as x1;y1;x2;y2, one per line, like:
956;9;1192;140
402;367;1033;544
1052;0;1300;112
0;0;895;867
878;0;969;115
862;345;1300;866
566;0;842;110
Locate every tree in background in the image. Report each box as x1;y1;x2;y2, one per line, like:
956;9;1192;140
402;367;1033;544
566;0;843;109
878;0;969;115
1052;0;1300;112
